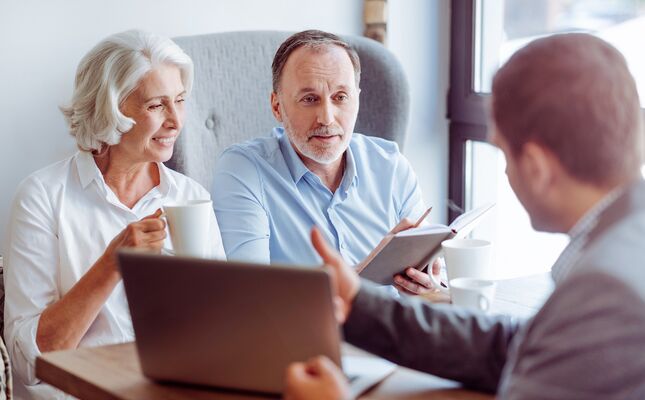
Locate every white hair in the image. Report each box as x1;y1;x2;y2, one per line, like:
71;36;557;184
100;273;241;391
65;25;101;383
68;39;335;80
61;30;194;151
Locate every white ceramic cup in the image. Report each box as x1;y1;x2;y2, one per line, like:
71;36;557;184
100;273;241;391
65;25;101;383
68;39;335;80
163;200;212;257
449;277;496;312
429;238;492;293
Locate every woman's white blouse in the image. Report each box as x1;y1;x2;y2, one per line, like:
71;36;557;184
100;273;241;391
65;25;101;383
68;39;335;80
4;151;225;398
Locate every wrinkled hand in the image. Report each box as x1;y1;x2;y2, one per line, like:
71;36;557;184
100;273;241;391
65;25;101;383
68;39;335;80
100;209;167;274
284;356;350;400
393;259;443;295
311;227;360;323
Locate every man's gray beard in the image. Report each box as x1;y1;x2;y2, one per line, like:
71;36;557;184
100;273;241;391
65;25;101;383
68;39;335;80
285;124;347;165
300;145;344;165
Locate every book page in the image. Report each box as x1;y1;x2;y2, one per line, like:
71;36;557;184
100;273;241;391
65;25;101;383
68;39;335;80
395;224;450;237
449;202;495;237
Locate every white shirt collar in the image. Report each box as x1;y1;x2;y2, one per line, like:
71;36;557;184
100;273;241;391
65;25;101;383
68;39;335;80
76;150;102;189
75;150;176;198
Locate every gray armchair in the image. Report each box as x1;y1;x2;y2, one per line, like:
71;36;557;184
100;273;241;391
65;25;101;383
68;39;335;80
168;31;410;189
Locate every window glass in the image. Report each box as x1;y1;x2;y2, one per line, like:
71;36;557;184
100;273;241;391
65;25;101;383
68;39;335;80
474;0;645;105
465;140;568;279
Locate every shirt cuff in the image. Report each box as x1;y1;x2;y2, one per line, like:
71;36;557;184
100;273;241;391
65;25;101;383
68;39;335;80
10;314;43;386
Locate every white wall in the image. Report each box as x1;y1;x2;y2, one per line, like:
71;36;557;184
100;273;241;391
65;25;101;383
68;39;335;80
0;0;450;249
390;0;451;225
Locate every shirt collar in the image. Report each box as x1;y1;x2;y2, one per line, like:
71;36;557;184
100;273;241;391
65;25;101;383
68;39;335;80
276;127;310;184
76;150;103;189
339;141;358;193
275;127;358;190
566;184;625;242
551;184;626;283
75;149;174;197
156;162;175;197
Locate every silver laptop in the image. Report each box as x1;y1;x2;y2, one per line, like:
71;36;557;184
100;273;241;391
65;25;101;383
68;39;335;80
118;250;395;396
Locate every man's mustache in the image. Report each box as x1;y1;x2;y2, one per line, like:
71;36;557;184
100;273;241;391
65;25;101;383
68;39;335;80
307;126;344;139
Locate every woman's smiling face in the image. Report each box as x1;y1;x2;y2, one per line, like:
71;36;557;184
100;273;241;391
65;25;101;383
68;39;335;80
117;64;186;164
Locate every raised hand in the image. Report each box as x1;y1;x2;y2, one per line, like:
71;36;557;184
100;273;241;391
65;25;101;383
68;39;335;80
311;227;360;323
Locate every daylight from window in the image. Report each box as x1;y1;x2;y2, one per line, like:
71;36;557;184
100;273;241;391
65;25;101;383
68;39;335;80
467;0;645;279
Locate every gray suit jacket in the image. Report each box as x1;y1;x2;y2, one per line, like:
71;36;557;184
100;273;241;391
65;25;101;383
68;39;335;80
345;180;645;399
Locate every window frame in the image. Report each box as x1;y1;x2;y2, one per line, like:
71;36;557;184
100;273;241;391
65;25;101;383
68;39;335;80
448;0;645;222
448;0;489;222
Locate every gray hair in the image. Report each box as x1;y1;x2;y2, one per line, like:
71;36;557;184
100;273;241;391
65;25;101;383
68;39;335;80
61;30;194;151
271;30;361;92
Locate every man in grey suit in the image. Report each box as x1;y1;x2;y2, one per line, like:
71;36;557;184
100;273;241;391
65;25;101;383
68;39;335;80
284;34;645;399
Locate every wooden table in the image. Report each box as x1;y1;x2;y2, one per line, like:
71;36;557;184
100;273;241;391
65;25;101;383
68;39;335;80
36;273;553;400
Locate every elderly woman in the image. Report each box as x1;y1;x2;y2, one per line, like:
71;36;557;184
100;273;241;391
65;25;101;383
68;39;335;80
4;30;225;399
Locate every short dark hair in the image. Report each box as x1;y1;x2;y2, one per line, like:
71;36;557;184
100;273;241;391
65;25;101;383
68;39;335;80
271;30;361;92
492;33;643;186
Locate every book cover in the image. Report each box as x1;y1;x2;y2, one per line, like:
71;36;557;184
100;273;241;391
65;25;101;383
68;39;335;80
357;203;494;285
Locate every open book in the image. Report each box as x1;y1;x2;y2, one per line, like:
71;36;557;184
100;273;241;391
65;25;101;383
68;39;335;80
356;203;495;285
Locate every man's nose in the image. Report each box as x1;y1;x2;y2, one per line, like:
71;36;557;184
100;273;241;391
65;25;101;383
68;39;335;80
316;100;334;126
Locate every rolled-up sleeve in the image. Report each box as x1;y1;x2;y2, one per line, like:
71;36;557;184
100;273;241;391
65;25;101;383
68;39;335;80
392;151;427;223
212;148;271;264
4;176;60;385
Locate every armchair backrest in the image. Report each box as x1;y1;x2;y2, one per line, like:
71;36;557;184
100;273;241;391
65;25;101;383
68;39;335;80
169;31;410;190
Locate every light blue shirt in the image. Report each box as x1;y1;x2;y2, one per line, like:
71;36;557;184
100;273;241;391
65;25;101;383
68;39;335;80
212;127;426;267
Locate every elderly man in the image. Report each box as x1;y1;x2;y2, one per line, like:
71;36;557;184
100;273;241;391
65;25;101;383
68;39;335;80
212;30;433;294
284;33;645;399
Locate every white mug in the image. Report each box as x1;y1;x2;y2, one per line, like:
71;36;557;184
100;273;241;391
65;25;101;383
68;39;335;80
449;277;496;312
163;200;212;257
429;238;492;293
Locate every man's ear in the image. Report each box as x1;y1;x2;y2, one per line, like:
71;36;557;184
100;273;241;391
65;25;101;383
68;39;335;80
270;91;283;122
520;142;556;194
